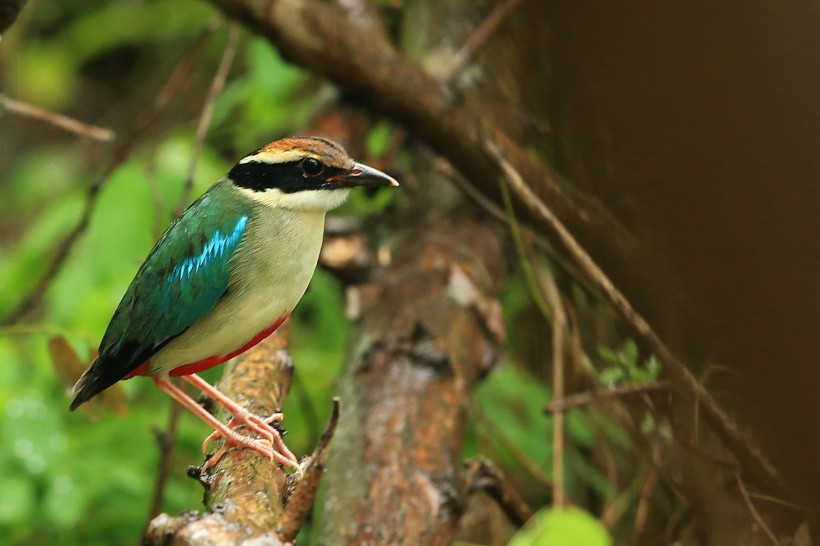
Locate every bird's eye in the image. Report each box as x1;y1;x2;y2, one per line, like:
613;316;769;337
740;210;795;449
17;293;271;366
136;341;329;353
300;157;325;177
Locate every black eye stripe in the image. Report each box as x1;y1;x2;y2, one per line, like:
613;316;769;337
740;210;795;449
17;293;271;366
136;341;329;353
229;159;346;193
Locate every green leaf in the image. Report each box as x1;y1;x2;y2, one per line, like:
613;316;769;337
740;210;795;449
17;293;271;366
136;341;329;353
597;366;624;386
509;507;612;546
622;339;638;367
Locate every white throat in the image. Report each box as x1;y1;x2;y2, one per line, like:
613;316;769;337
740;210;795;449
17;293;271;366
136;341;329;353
236;186;351;212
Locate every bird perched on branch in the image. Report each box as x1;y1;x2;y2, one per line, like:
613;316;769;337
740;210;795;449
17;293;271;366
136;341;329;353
70;137;398;470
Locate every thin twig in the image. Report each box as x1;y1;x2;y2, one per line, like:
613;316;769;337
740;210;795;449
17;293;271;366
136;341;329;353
278;397;342;543
144;158;167;240
746;491;808;513
540;266;566;508
175;21;241;216
601;457;651;528
0;323;96;343
144;399;182;529
631;466;657;545
0;93;115;141
546;382;669;413
485;139;784;490
737;474;781;546
443;0;528;84
2;19;219;326
441;159;594;304
497;164;551;320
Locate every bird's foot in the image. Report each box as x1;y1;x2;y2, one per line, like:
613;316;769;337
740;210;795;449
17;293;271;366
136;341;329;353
200;411;299;472
178;374;299;472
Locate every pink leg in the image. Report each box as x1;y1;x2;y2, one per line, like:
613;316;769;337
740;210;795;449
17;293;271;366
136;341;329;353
153;378;296;469
180;374;298;467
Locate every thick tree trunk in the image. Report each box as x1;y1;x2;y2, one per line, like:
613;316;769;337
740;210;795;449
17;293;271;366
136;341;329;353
319;207;508;545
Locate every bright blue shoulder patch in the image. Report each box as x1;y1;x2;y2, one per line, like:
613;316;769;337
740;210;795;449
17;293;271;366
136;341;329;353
167;215;248;283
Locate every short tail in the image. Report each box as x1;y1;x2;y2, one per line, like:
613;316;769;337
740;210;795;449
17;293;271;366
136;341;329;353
69;357;105;411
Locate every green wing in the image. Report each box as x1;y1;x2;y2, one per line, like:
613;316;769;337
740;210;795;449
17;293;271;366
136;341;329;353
94;181;250;384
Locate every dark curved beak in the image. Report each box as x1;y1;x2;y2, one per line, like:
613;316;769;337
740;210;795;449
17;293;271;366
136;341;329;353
334;162;399;188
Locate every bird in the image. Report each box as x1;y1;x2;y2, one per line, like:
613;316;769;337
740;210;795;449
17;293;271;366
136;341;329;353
70;136;398;469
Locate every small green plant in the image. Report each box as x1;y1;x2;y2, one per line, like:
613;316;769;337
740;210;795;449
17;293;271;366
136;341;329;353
596;340;661;387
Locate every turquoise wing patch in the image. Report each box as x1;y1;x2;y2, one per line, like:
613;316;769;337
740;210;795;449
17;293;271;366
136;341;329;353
158;214;248;335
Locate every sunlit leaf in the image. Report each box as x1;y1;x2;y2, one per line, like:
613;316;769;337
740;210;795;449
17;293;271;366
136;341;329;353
508;507;612;546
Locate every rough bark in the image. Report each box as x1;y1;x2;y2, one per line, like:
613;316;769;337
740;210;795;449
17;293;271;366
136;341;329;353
319;210;508;545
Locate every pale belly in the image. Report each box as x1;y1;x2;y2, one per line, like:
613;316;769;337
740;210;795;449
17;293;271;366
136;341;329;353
147;209;324;376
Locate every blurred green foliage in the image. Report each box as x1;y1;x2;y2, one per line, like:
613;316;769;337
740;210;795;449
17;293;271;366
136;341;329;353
0;1;328;543
0;1;637;545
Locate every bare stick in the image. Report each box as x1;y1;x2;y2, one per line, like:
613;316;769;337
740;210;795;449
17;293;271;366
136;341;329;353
144;159;167;240
631;466;657;545
443;0;527;84
546;382;669;413
736;475;781;546
2;19;219;326
540;267;566;507
144;398;182;529
441;158;597;302
175;21;241;215
278;398;341;542
0;93;115;141
485;139;784;490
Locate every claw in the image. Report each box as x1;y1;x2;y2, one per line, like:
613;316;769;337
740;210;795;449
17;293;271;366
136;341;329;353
153;375;300;473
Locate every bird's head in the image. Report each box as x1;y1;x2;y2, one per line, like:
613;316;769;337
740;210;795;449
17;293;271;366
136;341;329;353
228;137;398;212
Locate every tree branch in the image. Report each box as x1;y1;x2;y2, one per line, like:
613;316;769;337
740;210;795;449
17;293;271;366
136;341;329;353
144;324;341;544
205;0;648;292
0;93;115;141
546;382;669;413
